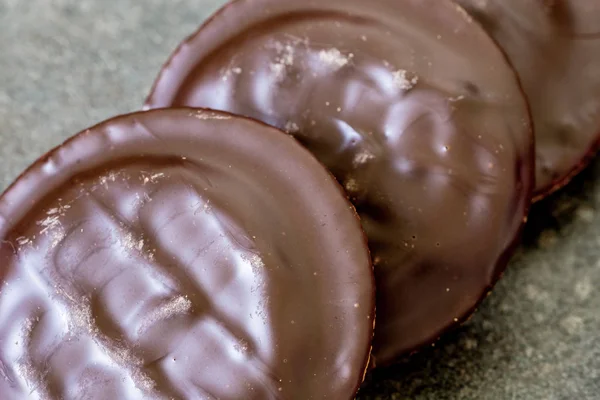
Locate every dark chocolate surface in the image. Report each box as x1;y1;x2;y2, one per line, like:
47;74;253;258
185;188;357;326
0;109;375;399
456;0;600;199
5;1;600;398
146;0;534;365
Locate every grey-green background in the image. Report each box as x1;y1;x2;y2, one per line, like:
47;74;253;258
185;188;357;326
1;1;599;399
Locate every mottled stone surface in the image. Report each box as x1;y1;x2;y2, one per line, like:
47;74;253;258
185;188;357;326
1;1;599;399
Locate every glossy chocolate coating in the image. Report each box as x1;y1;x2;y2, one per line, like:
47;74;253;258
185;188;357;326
0;109;375;399
145;0;534;365
456;0;600;199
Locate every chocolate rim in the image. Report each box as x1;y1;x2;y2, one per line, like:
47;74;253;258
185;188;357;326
533;130;600;202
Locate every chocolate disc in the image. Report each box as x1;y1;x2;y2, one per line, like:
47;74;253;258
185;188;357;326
456;0;600;199
0;109;374;398
145;0;534;365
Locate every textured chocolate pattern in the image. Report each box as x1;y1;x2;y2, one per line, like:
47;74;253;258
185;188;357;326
0;109;374;399
456;0;600;198
145;0;534;365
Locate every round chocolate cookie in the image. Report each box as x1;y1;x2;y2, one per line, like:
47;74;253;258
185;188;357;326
456;0;600;199
0;109;374;399
145;0;534;365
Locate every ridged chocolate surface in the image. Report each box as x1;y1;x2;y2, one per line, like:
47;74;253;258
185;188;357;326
0;109;375;399
457;0;600;198
146;0;534;364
